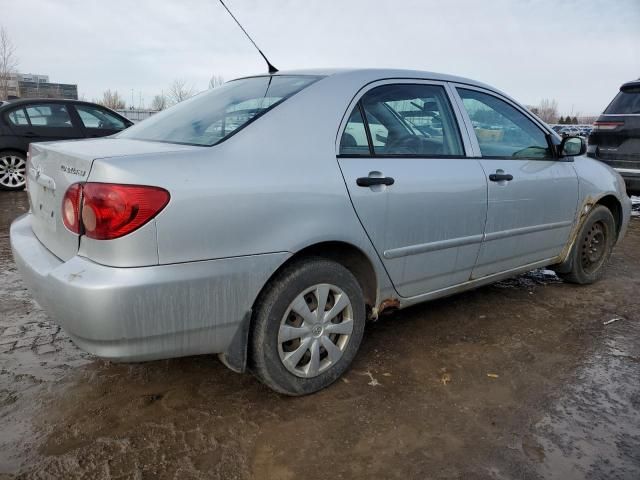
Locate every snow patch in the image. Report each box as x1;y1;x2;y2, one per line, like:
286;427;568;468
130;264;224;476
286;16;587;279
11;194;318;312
631;196;640;217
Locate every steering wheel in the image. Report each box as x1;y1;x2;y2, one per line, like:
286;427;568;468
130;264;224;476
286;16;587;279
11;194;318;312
385;134;422;154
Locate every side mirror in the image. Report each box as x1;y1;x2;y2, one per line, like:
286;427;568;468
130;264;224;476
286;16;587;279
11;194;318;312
559;135;586;157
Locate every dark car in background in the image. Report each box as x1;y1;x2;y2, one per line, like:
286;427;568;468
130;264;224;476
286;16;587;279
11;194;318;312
588;79;640;195
0;99;133;191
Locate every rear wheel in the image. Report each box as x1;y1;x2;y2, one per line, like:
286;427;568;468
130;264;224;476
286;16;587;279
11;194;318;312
558;205;616;284
250;257;366;396
0;151;27;191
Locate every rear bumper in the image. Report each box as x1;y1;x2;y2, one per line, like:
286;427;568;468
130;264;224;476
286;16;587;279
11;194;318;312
10;214;288;362
588;148;640;194
614;168;640;195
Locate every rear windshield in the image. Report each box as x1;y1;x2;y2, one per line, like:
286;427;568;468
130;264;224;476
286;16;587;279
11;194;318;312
118;75;321;146
604;89;640;115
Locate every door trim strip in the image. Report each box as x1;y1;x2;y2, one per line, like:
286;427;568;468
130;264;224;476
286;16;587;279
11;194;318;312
383;233;483;259
484;220;573;242
382;220;572;260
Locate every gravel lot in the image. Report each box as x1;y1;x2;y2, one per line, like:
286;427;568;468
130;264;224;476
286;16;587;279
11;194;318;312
1;190;639;479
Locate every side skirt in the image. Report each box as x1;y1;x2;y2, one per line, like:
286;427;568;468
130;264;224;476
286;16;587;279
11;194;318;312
398;257;558;309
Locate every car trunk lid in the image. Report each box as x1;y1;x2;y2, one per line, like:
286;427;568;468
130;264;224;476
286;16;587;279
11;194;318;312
26;138;196;261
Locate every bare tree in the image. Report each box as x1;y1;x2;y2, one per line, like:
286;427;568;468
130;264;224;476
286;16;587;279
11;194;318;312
151;93;167;111
534;98;559;123
209;74;225;89
0;26;19;100
168;79;195;105
97;89;126;110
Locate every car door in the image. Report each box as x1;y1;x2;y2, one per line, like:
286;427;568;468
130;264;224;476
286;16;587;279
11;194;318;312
337;81;488;297
3;107;32;152
452;86;579;278
71;103;131;138
7;103;83;144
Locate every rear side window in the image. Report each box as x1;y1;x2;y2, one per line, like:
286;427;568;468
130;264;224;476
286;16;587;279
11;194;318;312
75;105;126;129
340;84;464;156
25;104;73;128
118;75;321;146
7;108;29;126
605;90;640;114
340;106;370;155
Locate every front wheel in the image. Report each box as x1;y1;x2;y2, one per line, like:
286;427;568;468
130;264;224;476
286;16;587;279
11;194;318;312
558;205;616;284
250;258;366;396
0;151;27;191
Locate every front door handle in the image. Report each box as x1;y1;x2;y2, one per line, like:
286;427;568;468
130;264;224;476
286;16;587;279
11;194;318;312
489;172;513;182
356;176;395;187
24;132;38;138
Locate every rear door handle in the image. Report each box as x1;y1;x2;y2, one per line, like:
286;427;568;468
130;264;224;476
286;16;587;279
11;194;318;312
24;132;38;138
356;176;395;187
489;173;513;182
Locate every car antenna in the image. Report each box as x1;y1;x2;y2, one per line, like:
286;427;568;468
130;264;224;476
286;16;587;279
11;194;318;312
218;0;278;74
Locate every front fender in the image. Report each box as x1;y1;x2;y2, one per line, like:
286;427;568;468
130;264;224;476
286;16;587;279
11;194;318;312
554;156;631;271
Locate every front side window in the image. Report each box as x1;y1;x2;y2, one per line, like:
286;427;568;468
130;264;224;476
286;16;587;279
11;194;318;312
75;105;126;130
7;108;29;126
25;104;73;128
341;84;464;156
457;88;552;159
118;75;321;146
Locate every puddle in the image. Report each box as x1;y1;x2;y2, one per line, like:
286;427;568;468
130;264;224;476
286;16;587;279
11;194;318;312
533;319;640;479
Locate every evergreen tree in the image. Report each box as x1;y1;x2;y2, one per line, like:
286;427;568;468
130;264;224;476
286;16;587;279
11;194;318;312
558;116;564;124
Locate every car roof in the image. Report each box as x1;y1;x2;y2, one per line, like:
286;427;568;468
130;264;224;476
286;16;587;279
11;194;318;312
0;98;93;109
0;98;128;114
0;98;131;122
270;67;498;90
620;79;640;91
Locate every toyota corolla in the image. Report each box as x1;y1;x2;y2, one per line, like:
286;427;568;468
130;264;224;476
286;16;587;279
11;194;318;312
10;69;631;395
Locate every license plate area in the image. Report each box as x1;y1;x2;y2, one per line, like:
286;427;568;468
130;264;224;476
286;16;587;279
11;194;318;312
30;183;57;232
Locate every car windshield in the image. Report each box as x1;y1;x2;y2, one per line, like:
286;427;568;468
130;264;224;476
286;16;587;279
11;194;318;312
604;89;640;115
118;75;321;146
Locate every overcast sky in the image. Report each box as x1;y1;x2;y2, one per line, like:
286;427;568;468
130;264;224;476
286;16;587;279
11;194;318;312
2;0;639;115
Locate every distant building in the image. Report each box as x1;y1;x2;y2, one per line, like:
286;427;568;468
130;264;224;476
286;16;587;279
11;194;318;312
17;73;49;83
4;73;49;98
4;72;24;98
18;80;78;100
4;72;77;100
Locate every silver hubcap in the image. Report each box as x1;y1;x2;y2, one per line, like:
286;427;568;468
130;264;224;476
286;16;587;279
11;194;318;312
0;155;26;188
278;283;354;378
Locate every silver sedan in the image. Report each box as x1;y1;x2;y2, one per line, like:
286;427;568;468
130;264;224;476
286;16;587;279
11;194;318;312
11;69;631;395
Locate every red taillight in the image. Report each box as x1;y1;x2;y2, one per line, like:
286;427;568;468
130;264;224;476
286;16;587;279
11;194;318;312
593;121;624;131
62;183;83;234
61;183;170;240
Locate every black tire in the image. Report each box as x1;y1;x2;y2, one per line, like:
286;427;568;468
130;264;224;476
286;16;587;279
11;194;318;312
0;150;27;191
250;257;366;396
558;205;616;284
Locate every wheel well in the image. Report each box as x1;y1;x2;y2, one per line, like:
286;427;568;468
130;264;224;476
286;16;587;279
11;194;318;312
265;242;378;310
596;195;622;238
0;149;26;156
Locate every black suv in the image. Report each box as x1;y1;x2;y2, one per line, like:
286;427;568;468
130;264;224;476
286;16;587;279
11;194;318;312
0;99;133;191
588;79;640;195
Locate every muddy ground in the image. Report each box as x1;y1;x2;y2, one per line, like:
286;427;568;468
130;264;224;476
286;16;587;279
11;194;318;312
0;190;639;480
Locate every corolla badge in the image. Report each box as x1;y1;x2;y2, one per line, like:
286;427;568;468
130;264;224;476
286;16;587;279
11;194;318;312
60;165;87;176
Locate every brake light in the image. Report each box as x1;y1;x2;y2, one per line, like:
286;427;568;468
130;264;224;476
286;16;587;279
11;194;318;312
61;183;170;240
62;183;83;233
593;121;624;130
